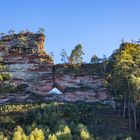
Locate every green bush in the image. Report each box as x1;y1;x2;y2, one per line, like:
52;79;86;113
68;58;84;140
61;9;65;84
12;126;28;140
80;129;94;140
29;128;44;140
56;125;72;140
0;132;8;140
48;134;57;140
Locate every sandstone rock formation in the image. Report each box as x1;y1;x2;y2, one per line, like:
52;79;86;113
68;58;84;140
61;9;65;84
53;64;108;102
0;32;53;95
0;32;108;103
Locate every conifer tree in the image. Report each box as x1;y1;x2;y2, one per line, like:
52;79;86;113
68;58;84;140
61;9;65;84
90;54;99;64
48;134;57;140
69;44;84;64
60;49;68;63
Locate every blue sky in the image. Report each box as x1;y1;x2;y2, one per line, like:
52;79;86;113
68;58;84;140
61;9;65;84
0;0;140;63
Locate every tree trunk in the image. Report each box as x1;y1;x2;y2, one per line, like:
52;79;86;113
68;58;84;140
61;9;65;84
134;105;137;131
123;95;127;118
111;97;116;111
126;75;132;130
103;62;106;72
137;106;140;129
128;102;131;130
126;75;131;97
131;103;137;131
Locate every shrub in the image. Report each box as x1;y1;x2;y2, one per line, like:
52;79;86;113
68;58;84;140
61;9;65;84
125;137;133;140
48;134;57;140
55;120;66;131
0;132;8;140
74;123;87;134
29;128;44;140
80;129;94;140
56;125;72;140
12;126;28;140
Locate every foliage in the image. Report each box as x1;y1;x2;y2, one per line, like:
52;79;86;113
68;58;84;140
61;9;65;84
80;129;93;140
90;54;100;64
49;52;54;63
13;126;27;140
29;128;44;140
55;125;72;140
107;43;140;95
107;42;140;131
60;49;68;63
0;62;12;82
48;134;57;140
0;132;8;140
69;44;84;64
37;27;45;34
0;102;135;140
0;33;6;38
7;30;15;35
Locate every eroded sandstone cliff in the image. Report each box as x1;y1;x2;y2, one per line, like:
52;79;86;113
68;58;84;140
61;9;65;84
0;32;54;97
0;32;108;103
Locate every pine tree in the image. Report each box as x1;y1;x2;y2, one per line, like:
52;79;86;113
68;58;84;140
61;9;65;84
60;49;68;63
80;129;91;140
56;125;72;140
37;27;45;34
48;134;57;140
107;42;140;131
90;54;99;64
12;126;28;140
29;128;44;140
69;44;84;64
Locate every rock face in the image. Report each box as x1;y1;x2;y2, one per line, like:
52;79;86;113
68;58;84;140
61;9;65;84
0;32;108;103
52;64;108;102
0;32;53;95
0;32;53;64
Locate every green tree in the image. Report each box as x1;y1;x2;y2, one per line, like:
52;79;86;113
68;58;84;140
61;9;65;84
60;49;68;63
0;132;8;140
19;30;26;34
29;128;44;140
102;55;108;72
8;30;15;35
107;42;140;131
69;44;84;64
56;125;72;140
80;129;93;140
12;126;28;140
0;61;12;90
49;52;54;63
48;134;57;140
90;54;99;64
0;33;6;38
37;27;45;34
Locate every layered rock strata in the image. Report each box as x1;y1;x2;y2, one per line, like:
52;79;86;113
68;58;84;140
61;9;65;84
0;33;108;103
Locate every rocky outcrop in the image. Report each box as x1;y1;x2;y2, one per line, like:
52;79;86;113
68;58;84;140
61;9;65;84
0;32;53;64
52;64;108;102
0;32;44;55
0;32;54;95
0;32;108;103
